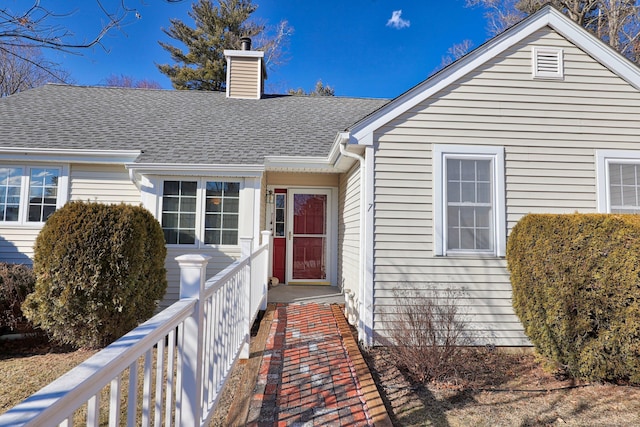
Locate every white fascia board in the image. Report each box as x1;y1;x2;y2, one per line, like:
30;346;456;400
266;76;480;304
263;156;336;172
125;163;264;178
0;147;141;164
348;6;640;143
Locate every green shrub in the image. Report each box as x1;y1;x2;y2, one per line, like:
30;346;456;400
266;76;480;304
23;201;167;349
0;263;36;333
507;213;640;383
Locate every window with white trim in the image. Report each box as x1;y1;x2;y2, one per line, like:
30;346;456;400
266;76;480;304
0;166;65;224
434;145;506;256
161;179;240;246
596;150;640;213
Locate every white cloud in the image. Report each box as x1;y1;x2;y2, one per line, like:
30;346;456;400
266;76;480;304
386;10;410;29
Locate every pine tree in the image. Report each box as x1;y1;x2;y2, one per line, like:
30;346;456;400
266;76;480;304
288;80;336;96
158;0;290;91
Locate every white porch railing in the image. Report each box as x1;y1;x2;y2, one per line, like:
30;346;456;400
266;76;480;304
0;231;271;427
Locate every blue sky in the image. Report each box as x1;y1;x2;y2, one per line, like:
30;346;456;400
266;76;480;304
41;0;492;99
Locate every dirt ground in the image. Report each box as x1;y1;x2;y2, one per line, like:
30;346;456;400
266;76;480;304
361;346;640;426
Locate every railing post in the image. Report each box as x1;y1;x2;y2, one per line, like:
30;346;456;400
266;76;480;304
239;237;253;360
261;230;272;310
176;254;211;426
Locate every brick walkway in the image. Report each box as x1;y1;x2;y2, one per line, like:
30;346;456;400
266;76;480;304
246;303;373;426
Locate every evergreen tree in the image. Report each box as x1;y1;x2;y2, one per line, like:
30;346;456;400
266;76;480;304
288;80;336;96
158;0;290;91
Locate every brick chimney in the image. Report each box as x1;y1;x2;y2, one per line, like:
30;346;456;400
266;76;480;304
224;37;265;99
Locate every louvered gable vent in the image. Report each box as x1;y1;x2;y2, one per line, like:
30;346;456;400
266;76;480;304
532;46;564;79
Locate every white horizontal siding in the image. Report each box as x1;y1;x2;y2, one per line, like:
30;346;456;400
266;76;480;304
161;247;242;309
371;26;640;346
70;164;140;205
0;227;39;263
338;164;361;297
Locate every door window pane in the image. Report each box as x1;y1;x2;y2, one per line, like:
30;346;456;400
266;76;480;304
292;237;326;280
293;194;327;235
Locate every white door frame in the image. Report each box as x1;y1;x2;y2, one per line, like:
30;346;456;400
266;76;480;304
285;187;336;285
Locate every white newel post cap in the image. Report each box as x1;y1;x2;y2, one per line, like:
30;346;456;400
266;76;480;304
176;254;211;299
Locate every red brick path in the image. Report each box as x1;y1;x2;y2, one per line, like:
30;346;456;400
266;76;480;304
246;303;372;426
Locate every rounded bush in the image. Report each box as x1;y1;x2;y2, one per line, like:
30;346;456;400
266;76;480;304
23;201;167;348
507;213;640;383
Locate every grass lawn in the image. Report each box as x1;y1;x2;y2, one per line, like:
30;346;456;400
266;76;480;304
364;346;640;426
0;335;237;426
0;337;97;415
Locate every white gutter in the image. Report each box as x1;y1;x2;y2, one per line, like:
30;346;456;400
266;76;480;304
0;147;141;164
125;163;264;175
338;132;372;345
126;162;265;191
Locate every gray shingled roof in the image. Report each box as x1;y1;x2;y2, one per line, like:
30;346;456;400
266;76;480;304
0;84;388;164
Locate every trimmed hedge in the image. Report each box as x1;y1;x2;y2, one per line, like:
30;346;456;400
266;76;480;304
507;213;640;383
0;263;36;334
23;201;167;349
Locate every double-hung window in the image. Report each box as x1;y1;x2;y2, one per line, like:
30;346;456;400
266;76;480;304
434;145;505;256
0;166;65;224
161;179;240;246
596;150;640;213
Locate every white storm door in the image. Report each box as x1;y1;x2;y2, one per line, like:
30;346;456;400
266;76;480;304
286;189;331;285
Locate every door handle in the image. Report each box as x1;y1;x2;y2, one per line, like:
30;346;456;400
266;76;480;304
288;231;292;240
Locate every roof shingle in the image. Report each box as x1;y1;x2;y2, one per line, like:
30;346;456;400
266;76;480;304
0;85;388;164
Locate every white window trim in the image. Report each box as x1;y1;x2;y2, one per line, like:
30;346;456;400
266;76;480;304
0;164;69;226
532;46;564;80
595;150;640;213
159;177;243;248
433;145;506;257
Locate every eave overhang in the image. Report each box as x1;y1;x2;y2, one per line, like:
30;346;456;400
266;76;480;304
0;147;142;164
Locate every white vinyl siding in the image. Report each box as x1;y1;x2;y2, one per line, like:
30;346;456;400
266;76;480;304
69;164;140;204
339;163;361;296
0;227;40;263
371;27;640;346
162;246;242;309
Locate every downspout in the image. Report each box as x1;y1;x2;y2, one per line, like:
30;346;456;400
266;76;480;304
128;167;142;190
338;133;370;344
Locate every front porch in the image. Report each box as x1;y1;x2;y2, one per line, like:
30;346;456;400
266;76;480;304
268;284;345;305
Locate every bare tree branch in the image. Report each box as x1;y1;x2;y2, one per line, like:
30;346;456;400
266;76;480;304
0;45;70;97
0;1;183;52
